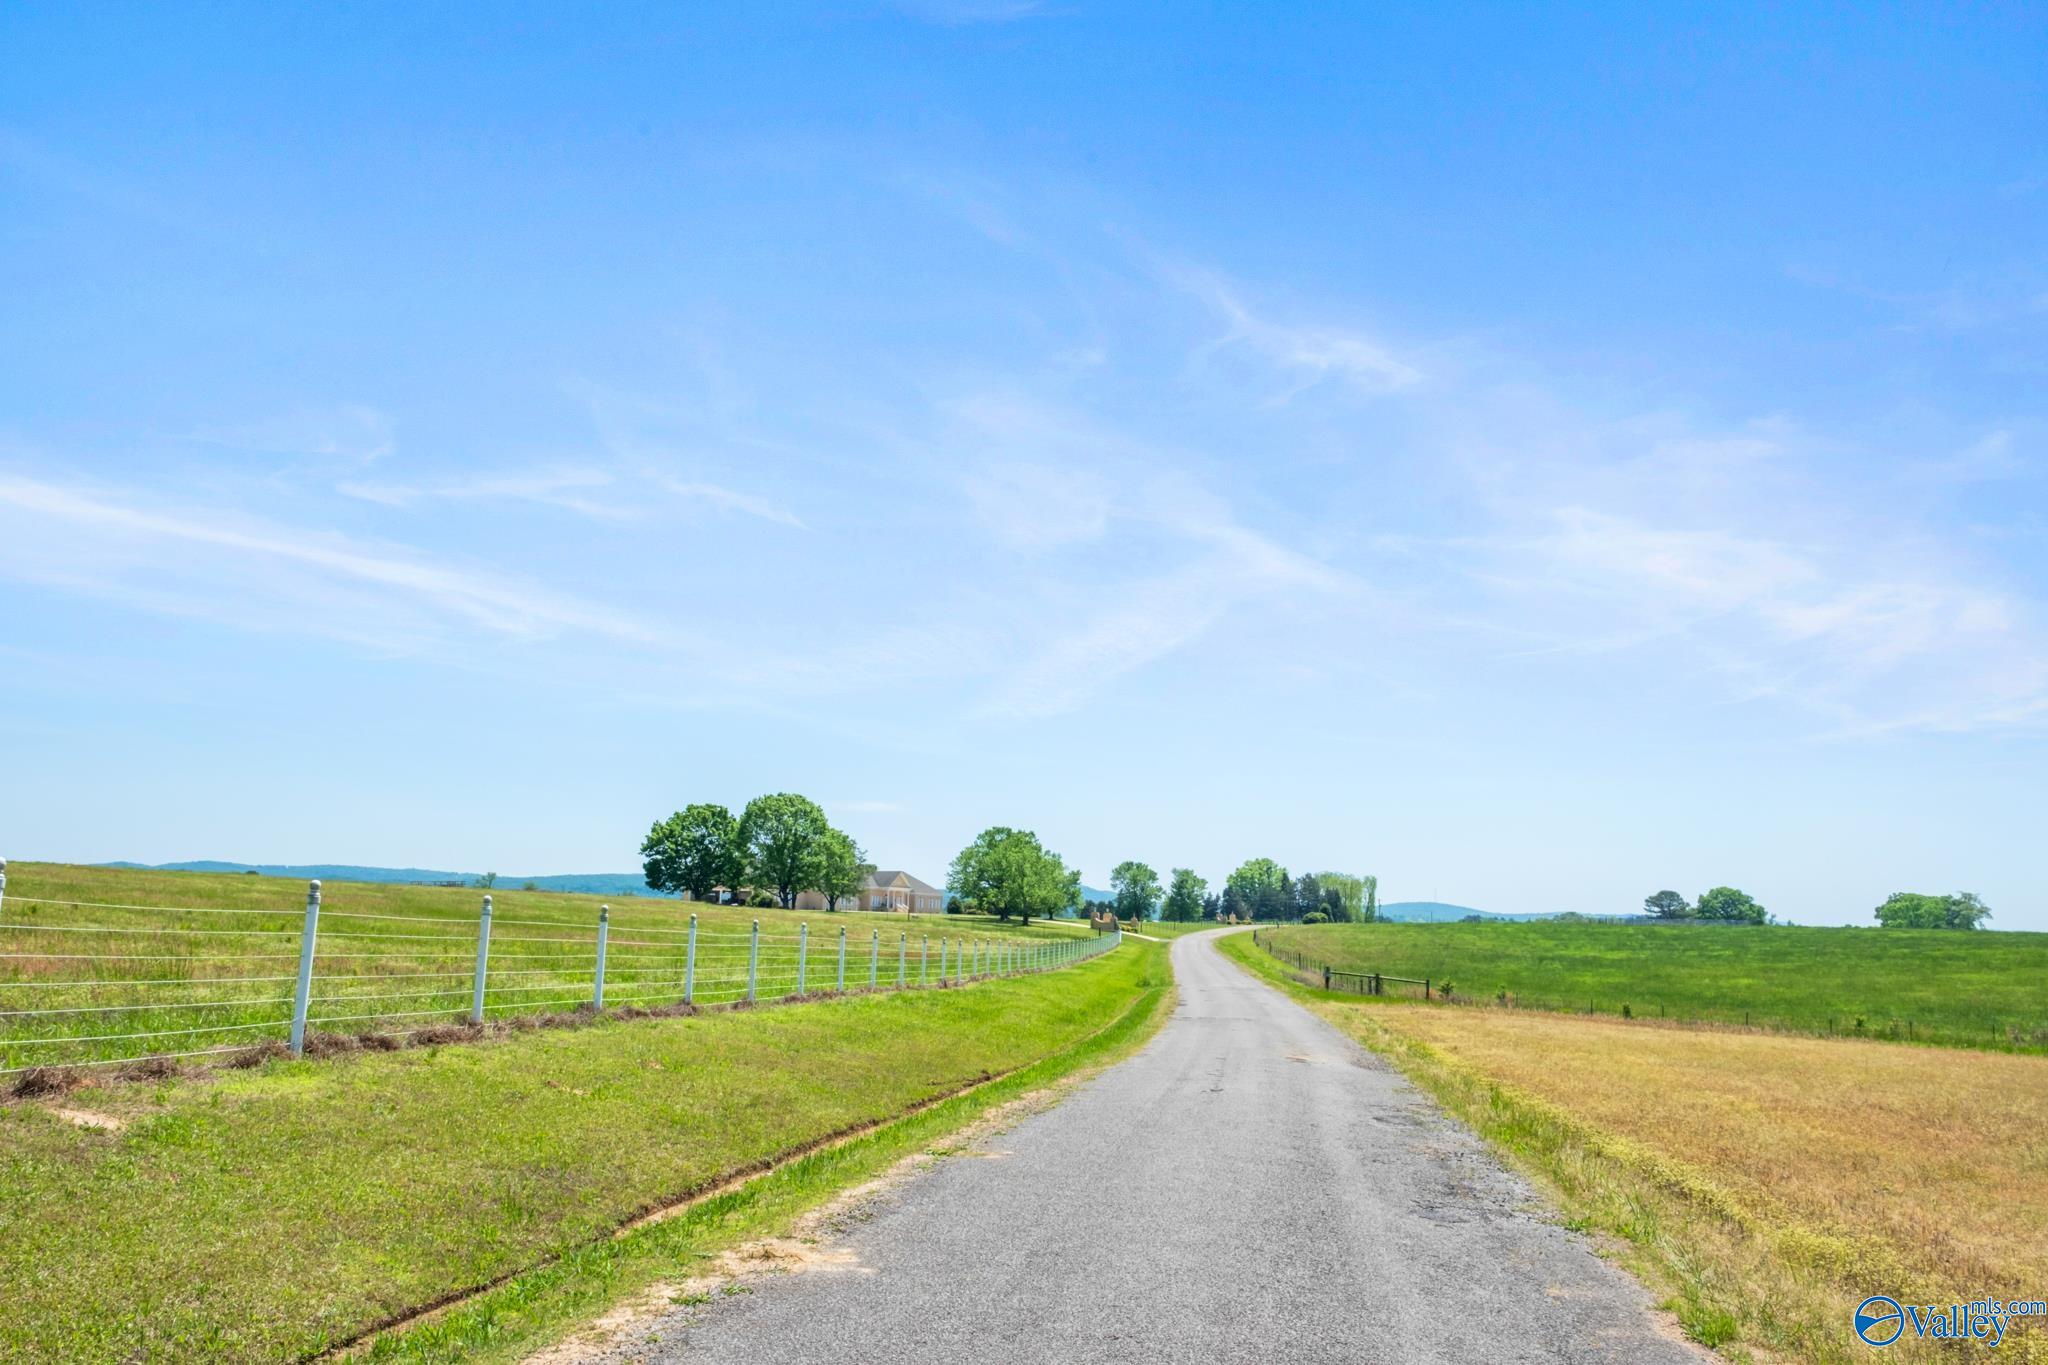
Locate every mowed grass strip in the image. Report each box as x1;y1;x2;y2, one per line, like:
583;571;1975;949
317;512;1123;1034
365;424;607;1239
1260;919;2048;1051
1218;932;2048;1364
0;863;1088;1070
0;939;1160;1363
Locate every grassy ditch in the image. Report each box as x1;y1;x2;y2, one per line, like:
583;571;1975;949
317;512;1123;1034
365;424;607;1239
1218;931;2048;1364
1254;918;2048;1052
0;937;1168;1363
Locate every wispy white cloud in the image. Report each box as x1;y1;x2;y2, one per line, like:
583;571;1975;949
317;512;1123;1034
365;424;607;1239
962;461;1111;547
338;466;636;520
1165;264;1424;398
1461;466;2048;732
187;404;395;466
0;473;655;649
650;477;808;529
975;467;1351;719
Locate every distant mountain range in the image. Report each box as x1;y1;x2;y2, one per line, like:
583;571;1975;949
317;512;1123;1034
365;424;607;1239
100;866;1612;924
1381;900;1518;922
104;861;658;897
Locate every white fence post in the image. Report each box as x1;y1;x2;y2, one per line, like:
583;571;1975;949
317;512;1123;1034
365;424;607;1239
0;856;8;923
798;922;808;995
685;914;698;1004
897;933;906;987
593;905;610;1009
870;929;879;988
748;919;760;1002
289;879;321;1057
470;894;492;1024
837;925;847;992
922;934;929;984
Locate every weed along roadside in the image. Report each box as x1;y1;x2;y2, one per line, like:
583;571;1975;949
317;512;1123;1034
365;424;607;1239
1217;931;2048;1364
0;927;1166;1363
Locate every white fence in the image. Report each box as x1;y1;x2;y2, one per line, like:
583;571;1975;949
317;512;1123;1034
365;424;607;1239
0;861;1122;1077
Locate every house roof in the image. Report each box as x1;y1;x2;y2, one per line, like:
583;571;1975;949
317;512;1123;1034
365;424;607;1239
867;870;941;894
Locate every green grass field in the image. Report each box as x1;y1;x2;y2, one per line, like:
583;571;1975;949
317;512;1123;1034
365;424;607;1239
1125;919;1224;939
0;933;1167;1363
1256;919;2048;1051
0;863;1089;1073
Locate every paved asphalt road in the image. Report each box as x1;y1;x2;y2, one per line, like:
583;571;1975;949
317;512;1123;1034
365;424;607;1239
595;930;1706;1364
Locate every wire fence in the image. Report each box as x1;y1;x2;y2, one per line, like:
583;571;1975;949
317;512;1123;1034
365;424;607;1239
0;860;1123;1076
1248;927;2048;1053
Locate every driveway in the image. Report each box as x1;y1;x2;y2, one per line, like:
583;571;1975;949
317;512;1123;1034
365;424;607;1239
583;929;1706;1364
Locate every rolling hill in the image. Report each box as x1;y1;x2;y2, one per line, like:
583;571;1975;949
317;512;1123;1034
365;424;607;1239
104;861;657;897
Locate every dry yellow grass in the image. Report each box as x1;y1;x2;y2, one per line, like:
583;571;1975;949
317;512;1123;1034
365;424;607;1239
1371;1007;2048;1361
1390;1010;2048;1289
1219;929;2048;1362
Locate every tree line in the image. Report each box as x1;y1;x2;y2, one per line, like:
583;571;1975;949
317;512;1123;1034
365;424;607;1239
1640;887;1770;924
946;826;1081;926
1641;886;1993;930
641;794;869;909
1106;857;1380;924
642;800;1083;926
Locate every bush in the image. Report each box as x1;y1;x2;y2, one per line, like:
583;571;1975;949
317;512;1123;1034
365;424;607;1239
746;891;777;909
1301;911;1330;925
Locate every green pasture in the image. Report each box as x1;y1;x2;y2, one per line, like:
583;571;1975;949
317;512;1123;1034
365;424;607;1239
0;862;1089;1072
1256;919;2048;1051
0;934;1165;1363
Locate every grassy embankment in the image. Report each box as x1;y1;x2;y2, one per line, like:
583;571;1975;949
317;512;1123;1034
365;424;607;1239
1257;918;2048;1051
0;928;1169;1363
1219;930;2048;1364
0;862;1090;1071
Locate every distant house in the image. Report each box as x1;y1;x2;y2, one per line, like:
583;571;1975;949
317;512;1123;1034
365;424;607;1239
794;869;945;915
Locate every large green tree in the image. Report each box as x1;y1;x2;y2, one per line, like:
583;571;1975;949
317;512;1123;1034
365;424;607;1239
737;792;833;909
1220;883;1250;922
1227;857;1290;920
1162;868;1209;922
640;803;743;902
1695;885;1767;924
1110;860;1164;921
1317;872;1367;923
1873;891;1991;930
947;826;1074;925
1643;889;1692;920
816;829;871;912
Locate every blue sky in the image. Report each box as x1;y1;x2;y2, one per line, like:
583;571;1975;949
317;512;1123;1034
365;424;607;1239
2;4;2044;927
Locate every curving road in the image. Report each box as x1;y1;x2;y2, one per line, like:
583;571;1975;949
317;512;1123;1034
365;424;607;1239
594;930;1706;1364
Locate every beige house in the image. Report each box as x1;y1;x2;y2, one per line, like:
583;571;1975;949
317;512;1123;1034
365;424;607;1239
794;869;945;915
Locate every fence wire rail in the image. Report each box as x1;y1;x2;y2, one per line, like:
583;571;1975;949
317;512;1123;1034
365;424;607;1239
0;860;1122;1075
